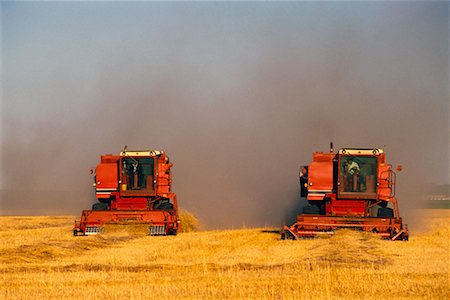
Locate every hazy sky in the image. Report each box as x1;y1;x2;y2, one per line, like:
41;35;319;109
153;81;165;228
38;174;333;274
1;1;449;228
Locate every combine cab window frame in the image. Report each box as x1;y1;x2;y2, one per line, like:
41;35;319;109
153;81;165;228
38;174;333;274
119;156;156;195
337;154;378;200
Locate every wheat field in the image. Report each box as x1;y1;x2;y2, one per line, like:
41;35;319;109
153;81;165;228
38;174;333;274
0;211;448;299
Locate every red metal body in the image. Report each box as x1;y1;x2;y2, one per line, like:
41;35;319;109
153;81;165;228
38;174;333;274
74;149;179;236
282;146;409;241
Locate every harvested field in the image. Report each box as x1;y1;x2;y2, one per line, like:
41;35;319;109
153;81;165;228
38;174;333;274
0;211;448;299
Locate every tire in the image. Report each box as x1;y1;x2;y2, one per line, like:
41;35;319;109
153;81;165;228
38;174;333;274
281;231;295;240
158;202;174;210
92;202;108;211
303;205;320;215
377;207;394;218
73;230;78;236
168;229;177;236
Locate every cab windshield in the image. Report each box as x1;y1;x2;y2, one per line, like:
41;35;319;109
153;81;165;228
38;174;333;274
121;157;154;190
340;156;377;194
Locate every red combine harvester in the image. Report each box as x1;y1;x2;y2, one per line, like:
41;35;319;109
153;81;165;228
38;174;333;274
282;144;409;241
74;148;179;236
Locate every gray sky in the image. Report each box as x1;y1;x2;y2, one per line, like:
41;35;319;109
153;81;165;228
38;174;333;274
1;1;449;229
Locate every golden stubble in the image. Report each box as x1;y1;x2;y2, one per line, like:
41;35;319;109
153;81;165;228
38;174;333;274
0;210;448;299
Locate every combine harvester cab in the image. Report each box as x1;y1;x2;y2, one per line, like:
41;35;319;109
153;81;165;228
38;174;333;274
282;144;408;241
74;148;179;236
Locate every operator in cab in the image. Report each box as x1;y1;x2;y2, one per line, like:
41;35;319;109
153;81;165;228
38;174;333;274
345;157;360;192
346;157;360;175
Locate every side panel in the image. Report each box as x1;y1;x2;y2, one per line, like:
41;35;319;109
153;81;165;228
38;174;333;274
377;164;392;201
95;156;119;199
156;154;173;195
307;155;333;201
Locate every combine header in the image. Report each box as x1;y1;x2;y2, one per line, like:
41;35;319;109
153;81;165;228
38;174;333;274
74;148;179;236
282;143;408;241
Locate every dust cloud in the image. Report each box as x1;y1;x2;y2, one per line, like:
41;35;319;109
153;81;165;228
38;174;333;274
1;2;448;230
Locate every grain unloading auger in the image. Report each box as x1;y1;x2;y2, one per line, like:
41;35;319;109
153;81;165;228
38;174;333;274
74;148;179;236
282;143;409;241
